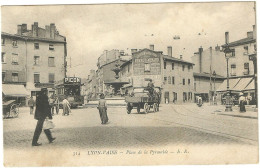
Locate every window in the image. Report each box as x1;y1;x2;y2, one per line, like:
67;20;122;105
49;44;54;50
244;63;249;75
12;53;18;65
183;78;185;85
172;63;174;70
164;77;167;82
12;40;18;47
144;63;151;72
164;62;166;69
231;64;236;76
231;49;236;57
34;73;40;83
168;76;171;84
243;46;248;55
34;56;40;65
49;73;55;83
182;65;185;71
188;92;192;100
2;72;6;82
34;43;39;50
12;73;18;82
2;52;6;63
1;38;5;45
254;44;257;51
128;64;130;73
183;92;187;102
172;76;175;85
188;79;191;85
48;57;55;67
188;65;191;72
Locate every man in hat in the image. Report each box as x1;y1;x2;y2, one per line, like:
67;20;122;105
147;79;154;97
32;88;55;146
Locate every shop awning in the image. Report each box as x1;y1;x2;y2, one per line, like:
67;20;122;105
216;78;240;92
232;77;253;91
121;84;133;88
243;79;255;91
2;84;30;97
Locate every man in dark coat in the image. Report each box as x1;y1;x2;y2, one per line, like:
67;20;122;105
32;88;55;146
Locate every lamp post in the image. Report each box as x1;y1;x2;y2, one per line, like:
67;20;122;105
249;52;257;108
223;44;233;111
213;70;217;105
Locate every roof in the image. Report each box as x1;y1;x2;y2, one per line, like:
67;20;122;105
1;32;66;43
193;72;225;79
2;84;30;97
222;37;256;47
163;55;194;65
99;59;127;69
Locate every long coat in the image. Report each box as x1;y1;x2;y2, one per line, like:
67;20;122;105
34;93;52;120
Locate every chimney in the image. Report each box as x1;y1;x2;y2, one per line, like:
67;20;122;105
17;25;22;35
180;55;183;59
50;23;56;39
167;46;172;57
149;44;154;51
45;25;50;38
253;25;256;39
131;49;138;55
247;31;253;38
21;24;27;33
199;46;203;73
32;22;38;37
225;32;229;44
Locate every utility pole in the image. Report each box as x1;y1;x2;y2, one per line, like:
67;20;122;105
209;46;213;105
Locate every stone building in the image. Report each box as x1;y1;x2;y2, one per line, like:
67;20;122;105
120;45;194;104
2;22;67;103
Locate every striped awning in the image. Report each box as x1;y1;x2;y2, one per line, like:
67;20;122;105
2;84;30;97
243;79;255;91
232;77;253;91
216;78;240;92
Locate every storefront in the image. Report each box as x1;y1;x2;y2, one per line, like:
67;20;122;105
2;84;30;106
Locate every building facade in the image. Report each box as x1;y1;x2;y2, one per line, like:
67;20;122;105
120;45;194;104
2;22;67;101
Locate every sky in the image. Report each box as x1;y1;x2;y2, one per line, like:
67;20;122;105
1;2;256;78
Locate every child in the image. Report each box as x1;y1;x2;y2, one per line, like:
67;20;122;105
97;93;108;124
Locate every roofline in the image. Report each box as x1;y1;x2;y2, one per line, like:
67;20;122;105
133;48;163;54
163;56;194;65
1;32;66;43
193;72;225;79
99;58;127;69
221;38;256;48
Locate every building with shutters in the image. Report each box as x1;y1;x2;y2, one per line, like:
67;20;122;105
120;45;194;104
2;22;67;101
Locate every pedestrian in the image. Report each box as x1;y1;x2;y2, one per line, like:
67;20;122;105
28;96;35;115
239;93;246;112
49;95;55;116
62;97;71;116
54;95;60;115
32;88;55;146
97;93;108;124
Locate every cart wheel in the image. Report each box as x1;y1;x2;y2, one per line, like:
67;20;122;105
144;103;149;114
137;105;141;114
153;103;157;112
10;104;19;118
127;103;132;114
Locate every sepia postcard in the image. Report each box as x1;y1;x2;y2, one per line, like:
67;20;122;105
1;1;259;167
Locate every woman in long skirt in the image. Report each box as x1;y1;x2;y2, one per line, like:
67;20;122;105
62;97;71;115
97;94;108;124
239;93;246;112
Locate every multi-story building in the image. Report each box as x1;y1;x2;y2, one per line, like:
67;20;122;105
192;46;226;102
2;22;67;103
217;25;257;104
120;45;194;104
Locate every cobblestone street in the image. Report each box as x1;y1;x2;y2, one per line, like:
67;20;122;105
3;103;258;166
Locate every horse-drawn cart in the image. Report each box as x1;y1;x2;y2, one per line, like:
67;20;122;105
3;100;20;119
125;88;160;114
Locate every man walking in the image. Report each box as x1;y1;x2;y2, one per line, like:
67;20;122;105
32;88;55;146
28;96;35;115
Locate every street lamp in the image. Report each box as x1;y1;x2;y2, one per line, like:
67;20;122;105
213;70;217;105
223;44;233;112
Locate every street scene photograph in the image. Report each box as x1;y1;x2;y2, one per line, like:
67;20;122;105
1;1;259;166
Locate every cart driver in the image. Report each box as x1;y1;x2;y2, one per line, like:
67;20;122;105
147;79;154;97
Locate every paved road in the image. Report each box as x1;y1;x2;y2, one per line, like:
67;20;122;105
3;104;258;166
4;104;258;149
